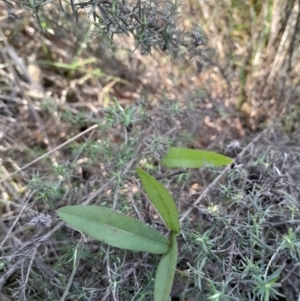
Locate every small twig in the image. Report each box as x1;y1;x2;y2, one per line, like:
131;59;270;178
264;242;283;279
59;238;84;301
22;247;37;297
154;170;186;180
123;253;148;280
0;191;34;249
0;124;99;184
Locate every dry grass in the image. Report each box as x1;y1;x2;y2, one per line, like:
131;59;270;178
0;1;300;300
194;0;300;131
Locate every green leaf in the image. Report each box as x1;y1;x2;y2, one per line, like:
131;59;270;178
56;205;169;254
137;167;180;234
154;232;178;301
162;147;233;168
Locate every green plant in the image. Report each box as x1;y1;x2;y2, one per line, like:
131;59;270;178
56;147;232;300
13;0;206;57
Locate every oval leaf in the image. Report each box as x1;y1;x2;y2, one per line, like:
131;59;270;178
162;147;233;168
137;168;180;234
154;232;178;301
57;205;169;254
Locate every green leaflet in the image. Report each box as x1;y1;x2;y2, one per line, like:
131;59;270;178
154;232;178;301
162;147;233;168
137;168;180;234
56;205;169;254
